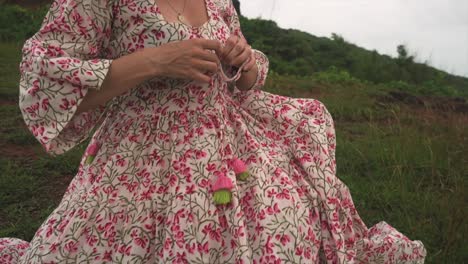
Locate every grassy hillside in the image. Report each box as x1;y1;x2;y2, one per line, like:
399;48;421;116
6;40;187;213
1;2;467;263
240;17;468;98
1;41;467;263
2;2;467;98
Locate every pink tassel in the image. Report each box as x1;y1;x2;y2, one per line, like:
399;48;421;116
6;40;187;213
212;174;234;205
212;174;234;191
230;158;247;174
230;157;250;181
86;142;101;156
85;142;101;165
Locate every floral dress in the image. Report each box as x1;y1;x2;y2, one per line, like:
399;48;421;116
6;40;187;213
0;0;427;263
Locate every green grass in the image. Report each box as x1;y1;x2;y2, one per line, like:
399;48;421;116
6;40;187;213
264;73;467;263
0;42;22;100
1;42;467;263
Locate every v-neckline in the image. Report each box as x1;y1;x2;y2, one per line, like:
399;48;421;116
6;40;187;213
154;0;213;30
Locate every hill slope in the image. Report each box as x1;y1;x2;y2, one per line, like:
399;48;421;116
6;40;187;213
2;1;468;97
240;17;468;97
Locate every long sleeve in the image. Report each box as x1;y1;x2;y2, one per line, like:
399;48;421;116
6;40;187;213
221;0;269;91
18;0;114;156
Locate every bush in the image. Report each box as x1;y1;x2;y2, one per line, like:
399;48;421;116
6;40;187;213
0;4;49;42
314;66;361;85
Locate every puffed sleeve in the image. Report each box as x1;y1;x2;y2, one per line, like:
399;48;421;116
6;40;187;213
18;0;114;156
221;0;269;91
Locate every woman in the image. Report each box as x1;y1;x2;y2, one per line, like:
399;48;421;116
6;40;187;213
0;0;426;263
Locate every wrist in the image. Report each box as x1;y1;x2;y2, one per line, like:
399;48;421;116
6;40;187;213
236;63;258;91
139;47;164;78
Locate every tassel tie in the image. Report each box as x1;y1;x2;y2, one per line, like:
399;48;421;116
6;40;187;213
212;156;251;205
211;56;252;205
85;141;101;165
202;47;253;99
194;43;253;205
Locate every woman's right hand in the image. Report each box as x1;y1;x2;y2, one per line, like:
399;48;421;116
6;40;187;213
145;38;222;83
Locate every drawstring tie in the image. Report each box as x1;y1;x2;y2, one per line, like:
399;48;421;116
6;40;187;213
83;51;253;206
211;53;252;206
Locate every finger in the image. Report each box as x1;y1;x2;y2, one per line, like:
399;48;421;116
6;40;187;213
243;53;256;72
231;46;251;67
191;59;219;73
196;39;222;54
225;39;247;65
193;49;220;65
222;35;238;58
191;71;212;83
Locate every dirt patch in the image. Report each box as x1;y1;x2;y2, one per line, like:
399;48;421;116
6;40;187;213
0;98;17;106
4;0;52;9
1;143;39;161
45;174;75;204
376;91;468;114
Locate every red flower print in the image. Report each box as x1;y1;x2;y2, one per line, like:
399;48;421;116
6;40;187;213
295;246;303;256
49;242;59;253
135;237;148;248
59;98;71;110
304;246;312;259
103;250;113;261
118;244;132;256
266;203;281;215
257;209;266;220
206;163;216;172
298;153;312;163
255;222;264;233
274;234;291;246
267;189;277;198
28;79;40;96
280;104;291;114
64;240;78;253
185;242;196;254
265;235;274;254
313;118;325;125
25;102;39;117
195;149;207;159
185;184;195;194
197;241;209;254
175;251;188;263
306;227;317;243
116;157;126;167
276;188;291;200
86;234;98;247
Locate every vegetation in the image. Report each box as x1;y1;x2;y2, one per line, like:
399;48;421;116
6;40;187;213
240;17;468;98
2;2;467;98
0;3;467;263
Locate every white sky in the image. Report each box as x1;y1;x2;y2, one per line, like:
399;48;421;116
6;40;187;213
240;0;468;78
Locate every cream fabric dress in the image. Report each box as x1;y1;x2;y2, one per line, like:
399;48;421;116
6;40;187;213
0;0;426;263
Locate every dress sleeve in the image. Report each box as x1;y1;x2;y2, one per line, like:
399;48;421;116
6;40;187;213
221;0;269;91
19;0;114;156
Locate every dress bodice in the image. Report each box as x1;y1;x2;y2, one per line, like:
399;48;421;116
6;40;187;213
103;0;237;117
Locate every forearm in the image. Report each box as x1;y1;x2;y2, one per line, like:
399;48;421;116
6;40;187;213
235;62;258;91
234;49;269;91
76;49;155;114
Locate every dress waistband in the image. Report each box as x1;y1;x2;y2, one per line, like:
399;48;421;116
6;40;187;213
105;74;236;118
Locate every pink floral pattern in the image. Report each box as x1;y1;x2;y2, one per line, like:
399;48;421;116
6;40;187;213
0;0;426;263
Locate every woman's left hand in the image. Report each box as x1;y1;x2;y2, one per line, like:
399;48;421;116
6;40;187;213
220;35;256;72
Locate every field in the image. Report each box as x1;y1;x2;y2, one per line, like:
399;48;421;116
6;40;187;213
0;42;467;263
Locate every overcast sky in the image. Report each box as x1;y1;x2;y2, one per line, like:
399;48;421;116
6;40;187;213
240;0;468;78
